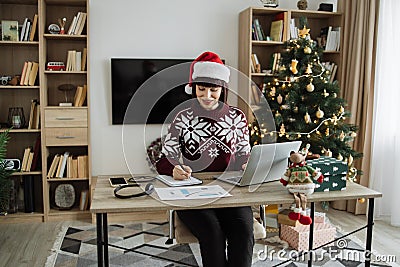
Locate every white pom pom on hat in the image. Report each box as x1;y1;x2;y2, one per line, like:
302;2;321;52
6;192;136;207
185;51;230;95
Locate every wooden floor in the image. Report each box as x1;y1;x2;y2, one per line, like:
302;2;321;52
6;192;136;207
0;208;399;267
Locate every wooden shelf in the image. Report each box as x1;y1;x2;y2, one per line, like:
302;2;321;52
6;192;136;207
0;128;41;133
0;85;40;89
0;41;39;45
11;171;42;176
44;70;87;74
43;34;87;40
252;40;283;46
47;177;89;182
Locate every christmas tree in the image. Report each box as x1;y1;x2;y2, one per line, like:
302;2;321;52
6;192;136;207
250;25;361;181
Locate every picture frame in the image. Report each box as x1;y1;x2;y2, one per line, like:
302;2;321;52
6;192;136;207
1;20;19;41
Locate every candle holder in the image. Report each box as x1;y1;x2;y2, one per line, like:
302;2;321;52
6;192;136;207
7;107;26;129
58;84;75;106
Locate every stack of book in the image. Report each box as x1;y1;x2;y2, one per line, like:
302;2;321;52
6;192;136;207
47;153;88;179
67;11;87;35
20;61;39;86
320;26;341;51
65;48;87;71
73;84;87;107
322;61;338;82
20;137;40;172
250;53;261;73
19;14;38;41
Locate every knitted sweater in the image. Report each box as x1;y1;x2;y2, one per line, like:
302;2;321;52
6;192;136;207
156;101;251;176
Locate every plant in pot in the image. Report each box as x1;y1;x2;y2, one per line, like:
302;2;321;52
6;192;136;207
0;130;14;215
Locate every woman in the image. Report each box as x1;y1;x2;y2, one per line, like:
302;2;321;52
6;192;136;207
156;51;254;267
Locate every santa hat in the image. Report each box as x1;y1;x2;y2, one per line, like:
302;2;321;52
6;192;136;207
185;51;230;94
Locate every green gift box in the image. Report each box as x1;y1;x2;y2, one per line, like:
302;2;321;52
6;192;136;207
307;156;348;192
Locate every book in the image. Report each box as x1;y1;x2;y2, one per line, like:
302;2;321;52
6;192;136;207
23;20;31;41
72;157;78;178
21;147;31;172
77;155;88;178
67;15;77;35
270;20;283;42
76;84;87;107
23;176;35;213
20;18;28;41
28;62;39;86
47;154;60;178
156;175;203;187
253;19;265;41
26;151;34;171
29;14;38;41
58;151;70;178
75;51;82;71
30;136;41;171
73;86;83;106
1;20;19;41
23;61;33;85
20;61;28;86
75;12;87;35
55;154;64;178
27;99;37;129
79;190;89;210
81;48;87;71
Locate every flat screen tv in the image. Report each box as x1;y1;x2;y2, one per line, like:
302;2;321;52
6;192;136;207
111;58;193;124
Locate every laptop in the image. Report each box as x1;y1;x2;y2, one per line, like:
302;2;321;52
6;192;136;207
215;141;302;186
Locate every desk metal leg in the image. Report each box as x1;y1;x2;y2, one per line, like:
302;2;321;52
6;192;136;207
365;198;374;267
308;202;315;267
102;213;109;267
96;213;103;267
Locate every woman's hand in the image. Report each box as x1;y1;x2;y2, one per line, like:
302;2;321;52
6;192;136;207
242;163;247;170
173;165;192;180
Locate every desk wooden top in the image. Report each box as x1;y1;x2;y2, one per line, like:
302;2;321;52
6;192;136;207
90;173;382;214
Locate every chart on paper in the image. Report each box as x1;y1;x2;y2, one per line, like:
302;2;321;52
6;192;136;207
154;185;231;200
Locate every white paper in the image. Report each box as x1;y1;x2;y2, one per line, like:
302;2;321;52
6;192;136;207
156;175;202;187
155;185;231;200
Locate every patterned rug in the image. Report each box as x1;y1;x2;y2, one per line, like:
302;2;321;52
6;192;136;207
46;221;393;267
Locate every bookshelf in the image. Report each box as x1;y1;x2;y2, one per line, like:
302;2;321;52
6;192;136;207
238;2;344;122
40;0;90;222
0;0;43;223
0;0;90;223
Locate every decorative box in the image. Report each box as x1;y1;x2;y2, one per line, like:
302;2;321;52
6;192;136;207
306;156;348;192
278;209;299;227
280;223;336;251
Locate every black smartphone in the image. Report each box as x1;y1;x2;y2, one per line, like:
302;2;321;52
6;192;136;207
109;177;128;187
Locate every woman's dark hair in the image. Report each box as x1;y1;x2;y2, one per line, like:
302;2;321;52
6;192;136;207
191;78;228;104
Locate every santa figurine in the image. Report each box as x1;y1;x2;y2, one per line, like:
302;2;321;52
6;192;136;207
280;144;323;225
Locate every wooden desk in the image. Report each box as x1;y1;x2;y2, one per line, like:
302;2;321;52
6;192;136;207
91;173;382;267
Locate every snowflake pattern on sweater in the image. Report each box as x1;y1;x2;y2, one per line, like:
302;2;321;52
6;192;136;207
156;102;251;175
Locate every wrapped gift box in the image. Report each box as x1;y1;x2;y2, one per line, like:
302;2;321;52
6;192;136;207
307;156;348;192
280;223;336;251
278;209;326;226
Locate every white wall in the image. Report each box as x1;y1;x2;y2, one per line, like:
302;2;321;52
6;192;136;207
89;0;337;176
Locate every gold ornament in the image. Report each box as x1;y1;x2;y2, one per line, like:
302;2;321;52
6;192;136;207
333;93;337;98
305;64;312;74
270;87;276;96
325;128;330;136
339;131;345;141
351;132;357;138
304;46;312;54
339;106;345;114
337;153;343;161
325;149;332;157
306;82;314;92
348;167;357;180
316;107;324;118
323;89;329;97
358;198;366;204
290;59;299;74
348;154;354;166
298;26;310;37
275;111;281;118
293;106;299;113
279;124;286;136
304;112;311;123
277;94;283;104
